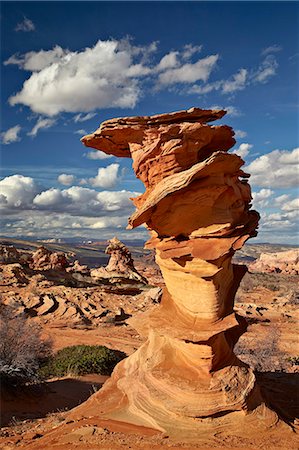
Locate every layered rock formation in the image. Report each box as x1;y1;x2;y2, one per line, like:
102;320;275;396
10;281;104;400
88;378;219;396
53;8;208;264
71;108;278;438
0;245;31;265
249;249;299;275
30;246;69;271
91;237;147;283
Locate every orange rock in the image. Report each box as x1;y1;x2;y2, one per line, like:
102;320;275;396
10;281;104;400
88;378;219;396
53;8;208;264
73;107;279;438
249;249;299;275
30;246;69;271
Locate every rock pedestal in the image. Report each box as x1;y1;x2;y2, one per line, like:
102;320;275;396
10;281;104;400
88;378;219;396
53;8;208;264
72;108;278;438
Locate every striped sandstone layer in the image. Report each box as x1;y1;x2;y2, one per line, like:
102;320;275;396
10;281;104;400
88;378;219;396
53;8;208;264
68;108;279;439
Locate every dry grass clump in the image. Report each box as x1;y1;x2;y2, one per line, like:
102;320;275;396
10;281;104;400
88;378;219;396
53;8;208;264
0;305;52;386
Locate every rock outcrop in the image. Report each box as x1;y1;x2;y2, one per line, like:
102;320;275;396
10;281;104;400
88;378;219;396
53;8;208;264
70;107;278;439
0;245;31;265
30;246;69;271
249;250;299;275
66;260;90;276
91;237;147;283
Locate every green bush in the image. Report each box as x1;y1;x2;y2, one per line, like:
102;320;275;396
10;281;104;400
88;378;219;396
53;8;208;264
288;356;299;365
39;345;125;379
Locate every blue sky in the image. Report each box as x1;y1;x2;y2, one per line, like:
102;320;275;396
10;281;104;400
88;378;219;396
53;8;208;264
1;1;298;243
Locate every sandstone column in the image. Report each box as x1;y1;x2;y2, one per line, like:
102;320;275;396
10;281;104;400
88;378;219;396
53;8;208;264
72;108;278;438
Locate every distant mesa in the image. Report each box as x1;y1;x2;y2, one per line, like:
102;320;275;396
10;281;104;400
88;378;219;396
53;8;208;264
249;249;299;275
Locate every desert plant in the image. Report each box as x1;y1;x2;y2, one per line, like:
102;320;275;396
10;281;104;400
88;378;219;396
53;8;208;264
39;344;125;379
235;326;287;372
287;356;299;365
0;305;52;386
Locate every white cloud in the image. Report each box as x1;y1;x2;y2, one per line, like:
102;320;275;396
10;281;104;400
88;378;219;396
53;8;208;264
252;55;278;84
73;112;96;123
74;129;87;135
88;163;120;188
57;174;76;186
189;81;222;95
232;143;253;159
89;216;126;229
1;125;21;144
157;54;218;86
275;194;290;205
208;105;242;117
33;188;66;207
252;188;274;208
222;68;247;94
234;130;247;139
85;151;112;160
0;175;40;211
1;210;148;240
156;52;179;71
8;40;152;116
261;45;282;56
33;185;140;217
182;44;203;60
27;117;56;137
190;53;279;98
4;46;67;71
281;198;299;211
15;17;35;32
247;147;299;188
4;39;280;125
0;174;141;218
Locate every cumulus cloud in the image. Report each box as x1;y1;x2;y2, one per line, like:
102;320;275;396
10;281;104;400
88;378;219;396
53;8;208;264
27;117;56;137
74;129;87;135
85;151;112;160
1;125;21;144
1;210;148;240
281;198;299;212
274;194;290;205
0;175;40;212
73;113;96;123
232;143;253;159
15;17;35;32
57;174;76;186
7;40;151;116
4;46;67;71
33;185;139;217
88;163;120;188
247;147;299;188
252;188;274;208
0;173;140;220
5;38;279;117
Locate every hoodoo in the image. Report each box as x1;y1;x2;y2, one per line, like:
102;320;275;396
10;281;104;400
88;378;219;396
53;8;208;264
71;108;278;438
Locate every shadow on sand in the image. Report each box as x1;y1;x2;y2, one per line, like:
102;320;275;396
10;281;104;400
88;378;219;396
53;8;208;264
0;374;108;427
257;371;299;426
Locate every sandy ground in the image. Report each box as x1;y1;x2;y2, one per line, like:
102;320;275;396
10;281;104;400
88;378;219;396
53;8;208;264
0;266;298;449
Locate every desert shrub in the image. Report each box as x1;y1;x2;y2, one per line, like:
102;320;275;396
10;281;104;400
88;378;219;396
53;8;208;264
235;326;287;372
0;305;52;386
39;345;125;379
287;356;299;365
